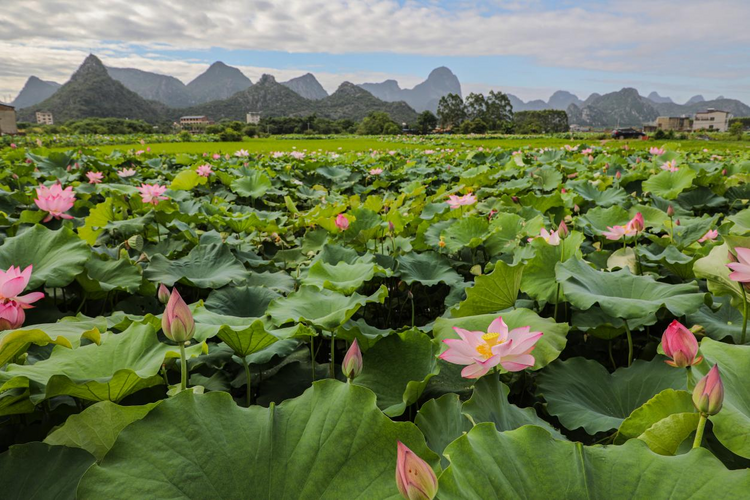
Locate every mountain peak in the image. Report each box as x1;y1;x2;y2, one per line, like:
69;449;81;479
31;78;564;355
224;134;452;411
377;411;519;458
12;76;61;109
257;74;277;85
359;66;461;112
186;62;253;104
281;73;328;100
686;94;705;105
647;91;673;104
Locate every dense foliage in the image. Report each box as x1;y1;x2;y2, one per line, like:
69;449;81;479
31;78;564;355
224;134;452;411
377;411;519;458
514;110;570;134
0;140;748;498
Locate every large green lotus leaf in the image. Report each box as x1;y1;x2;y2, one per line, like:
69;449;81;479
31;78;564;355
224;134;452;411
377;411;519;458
170;169;207;190
616;388;696;448
537;357;686;434
414;394;472;467
352;329;439;417
0;317;104;367
78;198;114;245
642;168;697;200
557;258;705;320
687;296;744;343
0;442;95;500
520;231;585;305
728;208;750;235
434;308;568;371
216;319;279;357
302;259;377;294
438;425;750;499
267;285;387;331
0;225;91;288
578;205;631;233
230;170;272;198
77;381;438;499
336;318;392;351
697;338;750;458
443;217;490;251
205;285;281;317
145;243;249;288
44;401;158;461
573;183;628;207
397;251;462;287
452;261;523;317
0;323;205;403
693;244;745;307
81;257;142;293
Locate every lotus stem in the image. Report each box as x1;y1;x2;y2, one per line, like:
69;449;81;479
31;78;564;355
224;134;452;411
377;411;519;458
741;285;748;345
554;239;565;321
633;236;641;275
310;336;315;382
669;215;674;243
693;414;708;449
623;320;634;367
179;342;188;391
410;291;415;328
329;330;336;378
241;357;251;406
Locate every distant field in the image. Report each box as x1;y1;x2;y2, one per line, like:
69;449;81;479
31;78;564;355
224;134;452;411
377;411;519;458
57;136;750;155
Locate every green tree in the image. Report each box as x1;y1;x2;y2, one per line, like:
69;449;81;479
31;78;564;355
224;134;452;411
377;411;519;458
485;90;513;131
416;111;438;134
729;121;744;140
513;110;569;134
464;93;488;122
356;111;400;135
437;93;466;129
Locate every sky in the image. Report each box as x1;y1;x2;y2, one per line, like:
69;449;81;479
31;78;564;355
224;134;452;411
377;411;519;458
1;0;749;104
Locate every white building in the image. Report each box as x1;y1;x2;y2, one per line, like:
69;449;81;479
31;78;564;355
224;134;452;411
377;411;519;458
0;104;18;135
692;109;732;132
36;111;54;125
246;112;261;125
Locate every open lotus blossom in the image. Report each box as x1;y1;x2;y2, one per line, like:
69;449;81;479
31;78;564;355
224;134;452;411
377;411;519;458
698;229;719;243
693;365;724;416
161;287;195;343
581;148;593;155
212;154;221;160
234;149;249;157
290;151;306;160
726;247;750;282
528;228;560;245
369;168;383;175
440;316;543;378
627;212;644;232
196;164;213;177
34;183;75;222
137;184;168;206
447;193;477;209
335;213;350;231
649;147;666;156
396;442;438;500
86;171;103;184
661;160;679;172
117;168;137;178
602;213;643;241
661;320;703;367
342;339;363;379
0;265;45;331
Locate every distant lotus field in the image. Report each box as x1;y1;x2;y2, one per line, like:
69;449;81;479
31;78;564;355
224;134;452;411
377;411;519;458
0;140;748;498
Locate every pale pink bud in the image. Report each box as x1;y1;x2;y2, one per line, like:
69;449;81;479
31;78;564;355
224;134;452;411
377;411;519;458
693;365;724;416
661;320;702;368
667;205;675;217
396;442;438;500
157;283;170;305
558;221;570;239
342;339;363;379
161;288;195;343
335;214;350;231
615;171;621;180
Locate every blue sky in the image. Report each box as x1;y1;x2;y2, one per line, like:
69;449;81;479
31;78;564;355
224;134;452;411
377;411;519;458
2;0;749;104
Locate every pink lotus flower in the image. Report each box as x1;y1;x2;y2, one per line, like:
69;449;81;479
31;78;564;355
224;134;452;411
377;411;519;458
34;184;75;222
727;247;750;282
663;161;680;172
603;225;635;240
342;339;363;379
161;287;195;343
290;151;305;160
661;320;702;368
10;143;16;149
0;265;44;330
693;365;724;416
335;214;350;231
157;283;171;305
86;171;103;184
234;149;249;157
396;442;438;500
581;148;593;155
118;168;137;178
698;229;718;243
272;151;285;158
135;150;145;156
369;168;383;175
0;301;26;331
447;193;477;209
627;212;644;233
558;221;569;239
212;154;221;160
649;147;665;156
528;228;560;246
137;183;168;206
196;164;213;177
439;316;543;378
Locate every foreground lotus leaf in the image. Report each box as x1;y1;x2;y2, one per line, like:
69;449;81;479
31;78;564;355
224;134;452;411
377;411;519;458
145;242;249;288
438;425;750;499
77;380;438;498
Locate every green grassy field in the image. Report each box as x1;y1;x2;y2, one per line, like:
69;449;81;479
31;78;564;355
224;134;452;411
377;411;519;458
63;136;750;155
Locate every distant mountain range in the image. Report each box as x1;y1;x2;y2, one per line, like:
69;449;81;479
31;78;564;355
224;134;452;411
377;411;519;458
358;67;462;113
11;55;750;127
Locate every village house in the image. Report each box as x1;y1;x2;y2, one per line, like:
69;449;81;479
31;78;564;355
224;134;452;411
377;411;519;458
0;103;18;135
643;115;692;133
36;111;54;125
692;109;732;132
179;115;212;133
246;112;261;125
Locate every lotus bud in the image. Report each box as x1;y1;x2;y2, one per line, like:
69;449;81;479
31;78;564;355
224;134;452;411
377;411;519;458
615;171;621;180
574;204;580;213
161;288;195;343
661;320;702;368
511;196;519;203
157;283;171;305
692;365;724;416
675;219;681;226
629;212;644;232
396;442;438;500
335;213;350;231
558;221;570;239
667;205;675;217
389;221;395;232
342;339;363;380
722;168;727;176
561;188;567;194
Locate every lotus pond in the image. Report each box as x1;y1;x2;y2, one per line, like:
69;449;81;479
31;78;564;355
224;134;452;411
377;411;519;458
0;142;748;498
